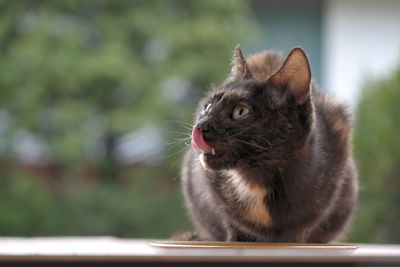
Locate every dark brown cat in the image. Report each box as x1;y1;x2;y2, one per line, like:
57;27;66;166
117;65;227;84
179;45;358;243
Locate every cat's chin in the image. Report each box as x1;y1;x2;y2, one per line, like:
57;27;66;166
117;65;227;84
198;150;235;170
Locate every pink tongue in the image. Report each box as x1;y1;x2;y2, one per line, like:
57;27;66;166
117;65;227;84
191;127;213;153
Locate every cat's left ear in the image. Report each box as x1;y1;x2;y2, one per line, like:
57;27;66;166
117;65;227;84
227;44;253;81
269;47;311;105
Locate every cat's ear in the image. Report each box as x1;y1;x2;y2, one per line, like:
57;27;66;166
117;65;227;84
228;44;253;81
269;47;311;105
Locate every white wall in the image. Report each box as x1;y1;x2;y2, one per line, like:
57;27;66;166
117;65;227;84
323;0;400;108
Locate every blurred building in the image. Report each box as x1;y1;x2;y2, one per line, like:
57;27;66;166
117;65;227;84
252;0;400;108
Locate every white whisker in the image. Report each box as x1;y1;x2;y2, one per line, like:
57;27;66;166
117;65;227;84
236;139;270;151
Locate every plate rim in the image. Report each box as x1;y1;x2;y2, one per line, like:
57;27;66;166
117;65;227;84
147;241;358;250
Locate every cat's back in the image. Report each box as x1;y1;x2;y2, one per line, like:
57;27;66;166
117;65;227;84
312;87;353;158
246;51;284;80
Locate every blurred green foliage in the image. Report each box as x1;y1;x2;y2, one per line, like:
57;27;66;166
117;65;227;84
348;65;400;243
0;0;258;237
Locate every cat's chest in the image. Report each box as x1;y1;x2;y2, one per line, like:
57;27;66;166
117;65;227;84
223;170;272;227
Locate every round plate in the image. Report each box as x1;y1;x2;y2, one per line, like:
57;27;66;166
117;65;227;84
147;241;358;250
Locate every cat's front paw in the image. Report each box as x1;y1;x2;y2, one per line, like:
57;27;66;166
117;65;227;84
170;231;203;241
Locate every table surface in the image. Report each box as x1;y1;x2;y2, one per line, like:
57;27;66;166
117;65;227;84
0;237;399;263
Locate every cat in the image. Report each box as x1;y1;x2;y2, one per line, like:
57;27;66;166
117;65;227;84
178;45;358;243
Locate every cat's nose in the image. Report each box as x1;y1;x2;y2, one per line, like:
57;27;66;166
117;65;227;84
196;122;211;133
196;122;214;143
199;125;209;133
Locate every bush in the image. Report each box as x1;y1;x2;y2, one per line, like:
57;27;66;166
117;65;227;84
349;65;400;243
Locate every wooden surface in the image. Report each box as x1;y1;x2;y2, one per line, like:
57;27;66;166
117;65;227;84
0;237;399;265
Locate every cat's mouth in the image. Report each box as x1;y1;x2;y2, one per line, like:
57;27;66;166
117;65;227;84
191;126;216;155
192;126;230;170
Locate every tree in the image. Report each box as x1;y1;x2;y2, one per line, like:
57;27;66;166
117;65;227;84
0;0;259;237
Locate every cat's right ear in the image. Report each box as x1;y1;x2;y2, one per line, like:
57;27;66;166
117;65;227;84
267;47;311;105
227;45;253;81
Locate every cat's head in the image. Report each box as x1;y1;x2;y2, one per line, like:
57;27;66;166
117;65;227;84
191;45;314;171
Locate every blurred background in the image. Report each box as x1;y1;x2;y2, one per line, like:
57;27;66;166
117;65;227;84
0;0;399;243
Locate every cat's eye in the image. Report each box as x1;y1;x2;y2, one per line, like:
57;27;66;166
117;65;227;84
232;105;249;120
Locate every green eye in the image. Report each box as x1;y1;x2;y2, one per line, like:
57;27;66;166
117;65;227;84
232;105;249;120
